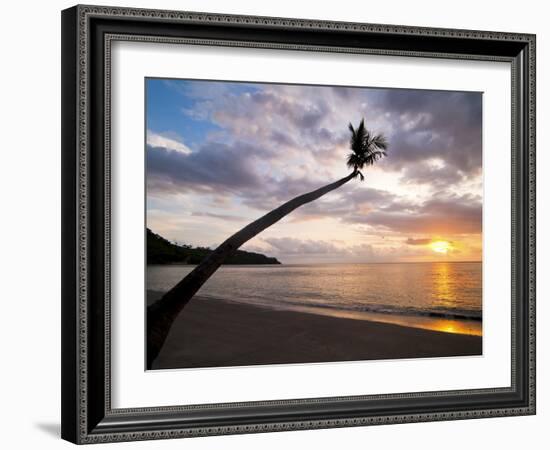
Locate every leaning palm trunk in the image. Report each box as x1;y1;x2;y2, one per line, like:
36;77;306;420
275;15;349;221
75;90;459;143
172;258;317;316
147;170;357;368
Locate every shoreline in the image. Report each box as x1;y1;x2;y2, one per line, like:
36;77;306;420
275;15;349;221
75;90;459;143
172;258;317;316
277;301;482;336
148;292;482;370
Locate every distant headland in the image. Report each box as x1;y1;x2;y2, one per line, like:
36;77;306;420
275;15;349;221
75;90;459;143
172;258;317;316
147;228;281;265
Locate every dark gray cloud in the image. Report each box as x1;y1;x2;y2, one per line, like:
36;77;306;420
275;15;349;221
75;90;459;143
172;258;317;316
282;186;395;222
400;161;466;188
239;175;335;212
226;88;331;131
362;193;481;234
330;86;357;100
146;142;268;194
376;90;482;179
270;130;296;147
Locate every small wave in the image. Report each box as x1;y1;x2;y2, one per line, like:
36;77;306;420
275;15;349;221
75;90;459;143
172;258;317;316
306;301;481;321
208;295;483;322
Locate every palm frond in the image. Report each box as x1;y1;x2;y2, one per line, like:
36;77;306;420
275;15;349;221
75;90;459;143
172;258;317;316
363;149;387;165
347;118;388;175
349;119;368;155
369;133;388;151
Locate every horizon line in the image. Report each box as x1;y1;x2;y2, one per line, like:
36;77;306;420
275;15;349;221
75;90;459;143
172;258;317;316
151;260;483;266
266;260;482;265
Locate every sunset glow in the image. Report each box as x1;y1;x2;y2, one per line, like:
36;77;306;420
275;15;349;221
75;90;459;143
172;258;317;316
429;240;453;254
146;79;482;263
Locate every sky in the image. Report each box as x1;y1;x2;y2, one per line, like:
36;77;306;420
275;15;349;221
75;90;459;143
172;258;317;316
146;78;482;264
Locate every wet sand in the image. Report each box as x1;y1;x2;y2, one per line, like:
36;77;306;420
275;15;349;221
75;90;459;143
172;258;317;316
148;292;482;370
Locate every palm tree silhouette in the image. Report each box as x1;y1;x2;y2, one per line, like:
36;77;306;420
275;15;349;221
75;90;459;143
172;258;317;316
147;118;387;368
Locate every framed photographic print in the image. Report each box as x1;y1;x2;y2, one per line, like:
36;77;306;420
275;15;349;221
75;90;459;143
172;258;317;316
61;5;536;444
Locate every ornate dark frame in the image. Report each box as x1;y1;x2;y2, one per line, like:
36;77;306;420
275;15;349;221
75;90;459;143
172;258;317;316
61;4;536;444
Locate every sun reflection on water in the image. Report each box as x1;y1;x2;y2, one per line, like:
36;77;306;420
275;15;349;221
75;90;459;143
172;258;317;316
433;262;455;307
149;262;482;336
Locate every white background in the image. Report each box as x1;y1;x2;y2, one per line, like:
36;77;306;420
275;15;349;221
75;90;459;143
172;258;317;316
113;42;511;408
0;0;546;449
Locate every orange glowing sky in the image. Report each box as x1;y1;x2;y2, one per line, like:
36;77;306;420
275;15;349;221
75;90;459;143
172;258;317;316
146;79;482;263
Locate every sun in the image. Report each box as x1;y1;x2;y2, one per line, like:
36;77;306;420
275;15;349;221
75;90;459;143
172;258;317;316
429;240;452;254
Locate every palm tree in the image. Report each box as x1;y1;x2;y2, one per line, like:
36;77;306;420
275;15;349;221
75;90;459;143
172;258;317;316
147;118;387;368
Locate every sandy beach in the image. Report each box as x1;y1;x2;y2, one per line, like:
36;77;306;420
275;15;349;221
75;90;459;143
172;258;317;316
148;291;482;370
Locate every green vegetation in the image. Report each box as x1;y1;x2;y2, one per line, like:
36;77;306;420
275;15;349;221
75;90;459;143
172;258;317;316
147;228;281;265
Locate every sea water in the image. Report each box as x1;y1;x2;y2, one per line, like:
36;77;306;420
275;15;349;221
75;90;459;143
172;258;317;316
147;261;482;335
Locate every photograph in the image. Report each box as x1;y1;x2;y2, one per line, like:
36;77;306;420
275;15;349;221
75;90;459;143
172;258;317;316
145;78;483;370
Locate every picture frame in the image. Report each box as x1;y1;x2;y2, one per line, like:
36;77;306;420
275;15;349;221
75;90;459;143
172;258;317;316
61;4;536;444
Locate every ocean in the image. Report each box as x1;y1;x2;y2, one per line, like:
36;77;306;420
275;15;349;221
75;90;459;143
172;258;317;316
147;261;482;336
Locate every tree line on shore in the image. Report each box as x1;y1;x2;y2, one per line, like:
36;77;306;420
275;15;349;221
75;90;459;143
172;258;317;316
147;228;281;265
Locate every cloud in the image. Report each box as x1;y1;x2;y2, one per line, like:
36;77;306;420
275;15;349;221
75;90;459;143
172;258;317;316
262;237;384;261
146;131;191;155
147;79;483;260
289;186;396;222
376;90;482;178
191;211;244;222
264;237;347;255
167;80;482;187
406;238;432;245
146;141;268;194
363;193;481;235
399;160;465;187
